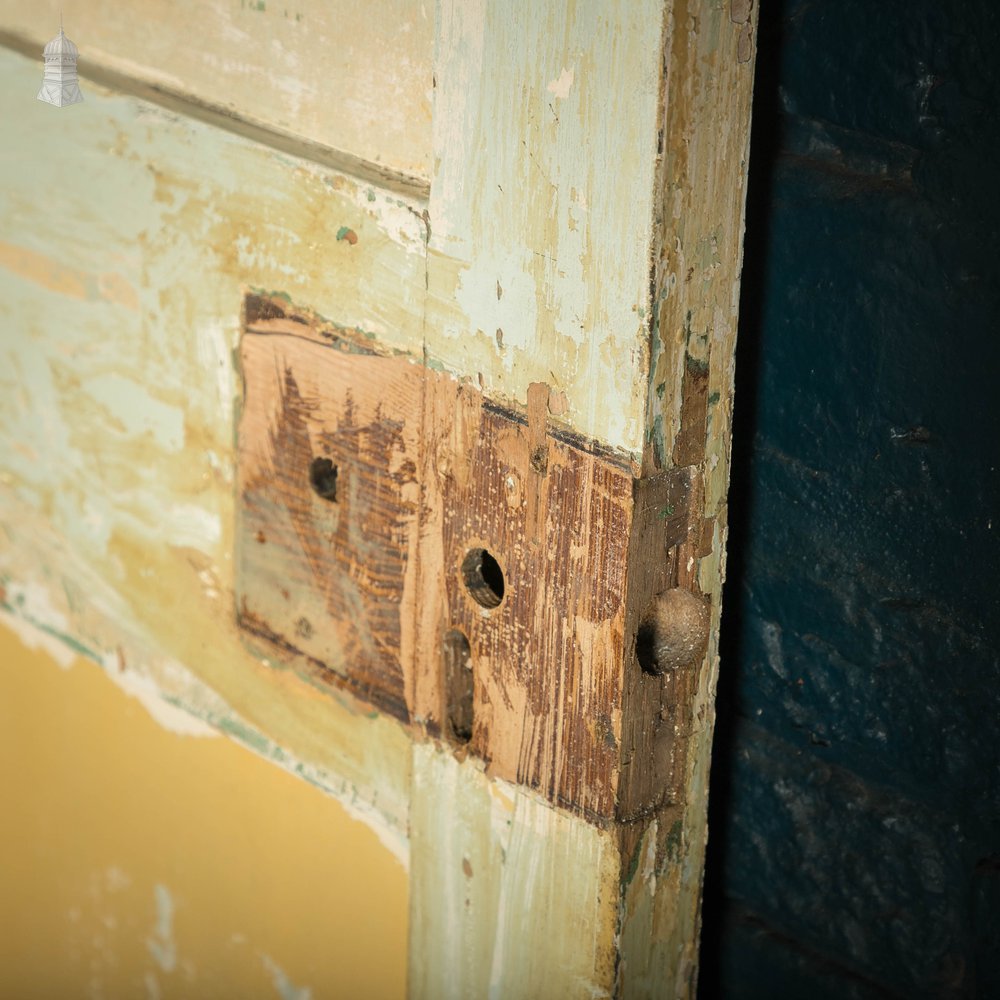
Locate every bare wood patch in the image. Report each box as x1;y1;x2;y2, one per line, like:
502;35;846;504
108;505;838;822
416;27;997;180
236;294;710;823
672;355;711;468
236;300;420;722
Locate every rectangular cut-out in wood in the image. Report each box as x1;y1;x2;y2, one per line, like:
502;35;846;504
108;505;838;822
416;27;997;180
237;296;421;721
236;294;706;823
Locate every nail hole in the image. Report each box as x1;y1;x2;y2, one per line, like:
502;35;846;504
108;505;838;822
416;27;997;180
309;456;338;501
461;548;505;609
443;627;473;743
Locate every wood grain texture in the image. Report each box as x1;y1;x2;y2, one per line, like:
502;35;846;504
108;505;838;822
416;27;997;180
424;380;633;821
237;295;705;823
229;0;758;987
618;467;705;824
237;312;421;721
621;0;759;995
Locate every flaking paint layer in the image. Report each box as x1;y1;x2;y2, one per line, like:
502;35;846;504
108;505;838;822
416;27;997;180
427;0;665;458
0;46;418;849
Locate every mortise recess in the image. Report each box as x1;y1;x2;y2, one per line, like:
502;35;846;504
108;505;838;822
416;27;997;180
443;627;474;743
635;614;660;676
236;293;705;822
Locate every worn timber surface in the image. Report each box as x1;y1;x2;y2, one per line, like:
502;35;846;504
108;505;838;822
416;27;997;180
237;294;713;824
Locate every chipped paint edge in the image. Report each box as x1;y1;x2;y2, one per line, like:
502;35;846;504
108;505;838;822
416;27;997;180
0;597;410;869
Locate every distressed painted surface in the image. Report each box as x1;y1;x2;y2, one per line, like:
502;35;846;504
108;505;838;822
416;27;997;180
0;0;757;992
0;618;408;999
427;0;664;457
413;4;755;995
409;744;619;1000
0;0;433;180
611;1;758;996
0;31;653;992
0;45;422;853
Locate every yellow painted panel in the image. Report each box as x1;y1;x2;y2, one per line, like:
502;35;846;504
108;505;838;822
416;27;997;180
0;618;408;999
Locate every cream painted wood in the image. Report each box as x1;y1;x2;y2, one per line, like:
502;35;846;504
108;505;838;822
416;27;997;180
0;0;433;182
425;0;663;457
409;745;619;1000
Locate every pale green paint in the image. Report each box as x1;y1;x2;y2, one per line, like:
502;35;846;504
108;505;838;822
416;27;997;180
0;0;434;181
427;0;665;459
0;46;419;851
409;744;619;999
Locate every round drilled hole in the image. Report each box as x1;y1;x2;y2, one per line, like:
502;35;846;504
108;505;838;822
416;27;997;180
461;548;505;609
309;456;338;501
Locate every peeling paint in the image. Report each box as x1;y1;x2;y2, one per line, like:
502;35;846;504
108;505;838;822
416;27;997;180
82;373;186;452
195;319;237;424
0;2;434;179
0;607;75;668
1;589;411;862
546;66;575;99
0;616;408;997
0;240;138;309
146;884;177;973
0;45;414;872
410;744;617;998
111;667;219;739
262;955;313;1000
0;0;755;990
427;0;662;457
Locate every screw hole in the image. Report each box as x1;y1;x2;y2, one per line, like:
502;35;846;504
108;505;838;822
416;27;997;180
461;548;505;609
309;457;338;501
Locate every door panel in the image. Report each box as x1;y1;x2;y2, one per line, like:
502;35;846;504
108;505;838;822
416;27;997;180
0;3;757;994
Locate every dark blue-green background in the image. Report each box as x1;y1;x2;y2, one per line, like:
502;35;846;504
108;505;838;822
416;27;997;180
699;2;1000;996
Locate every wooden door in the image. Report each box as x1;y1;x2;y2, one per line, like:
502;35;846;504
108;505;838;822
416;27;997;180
0;3;756;995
